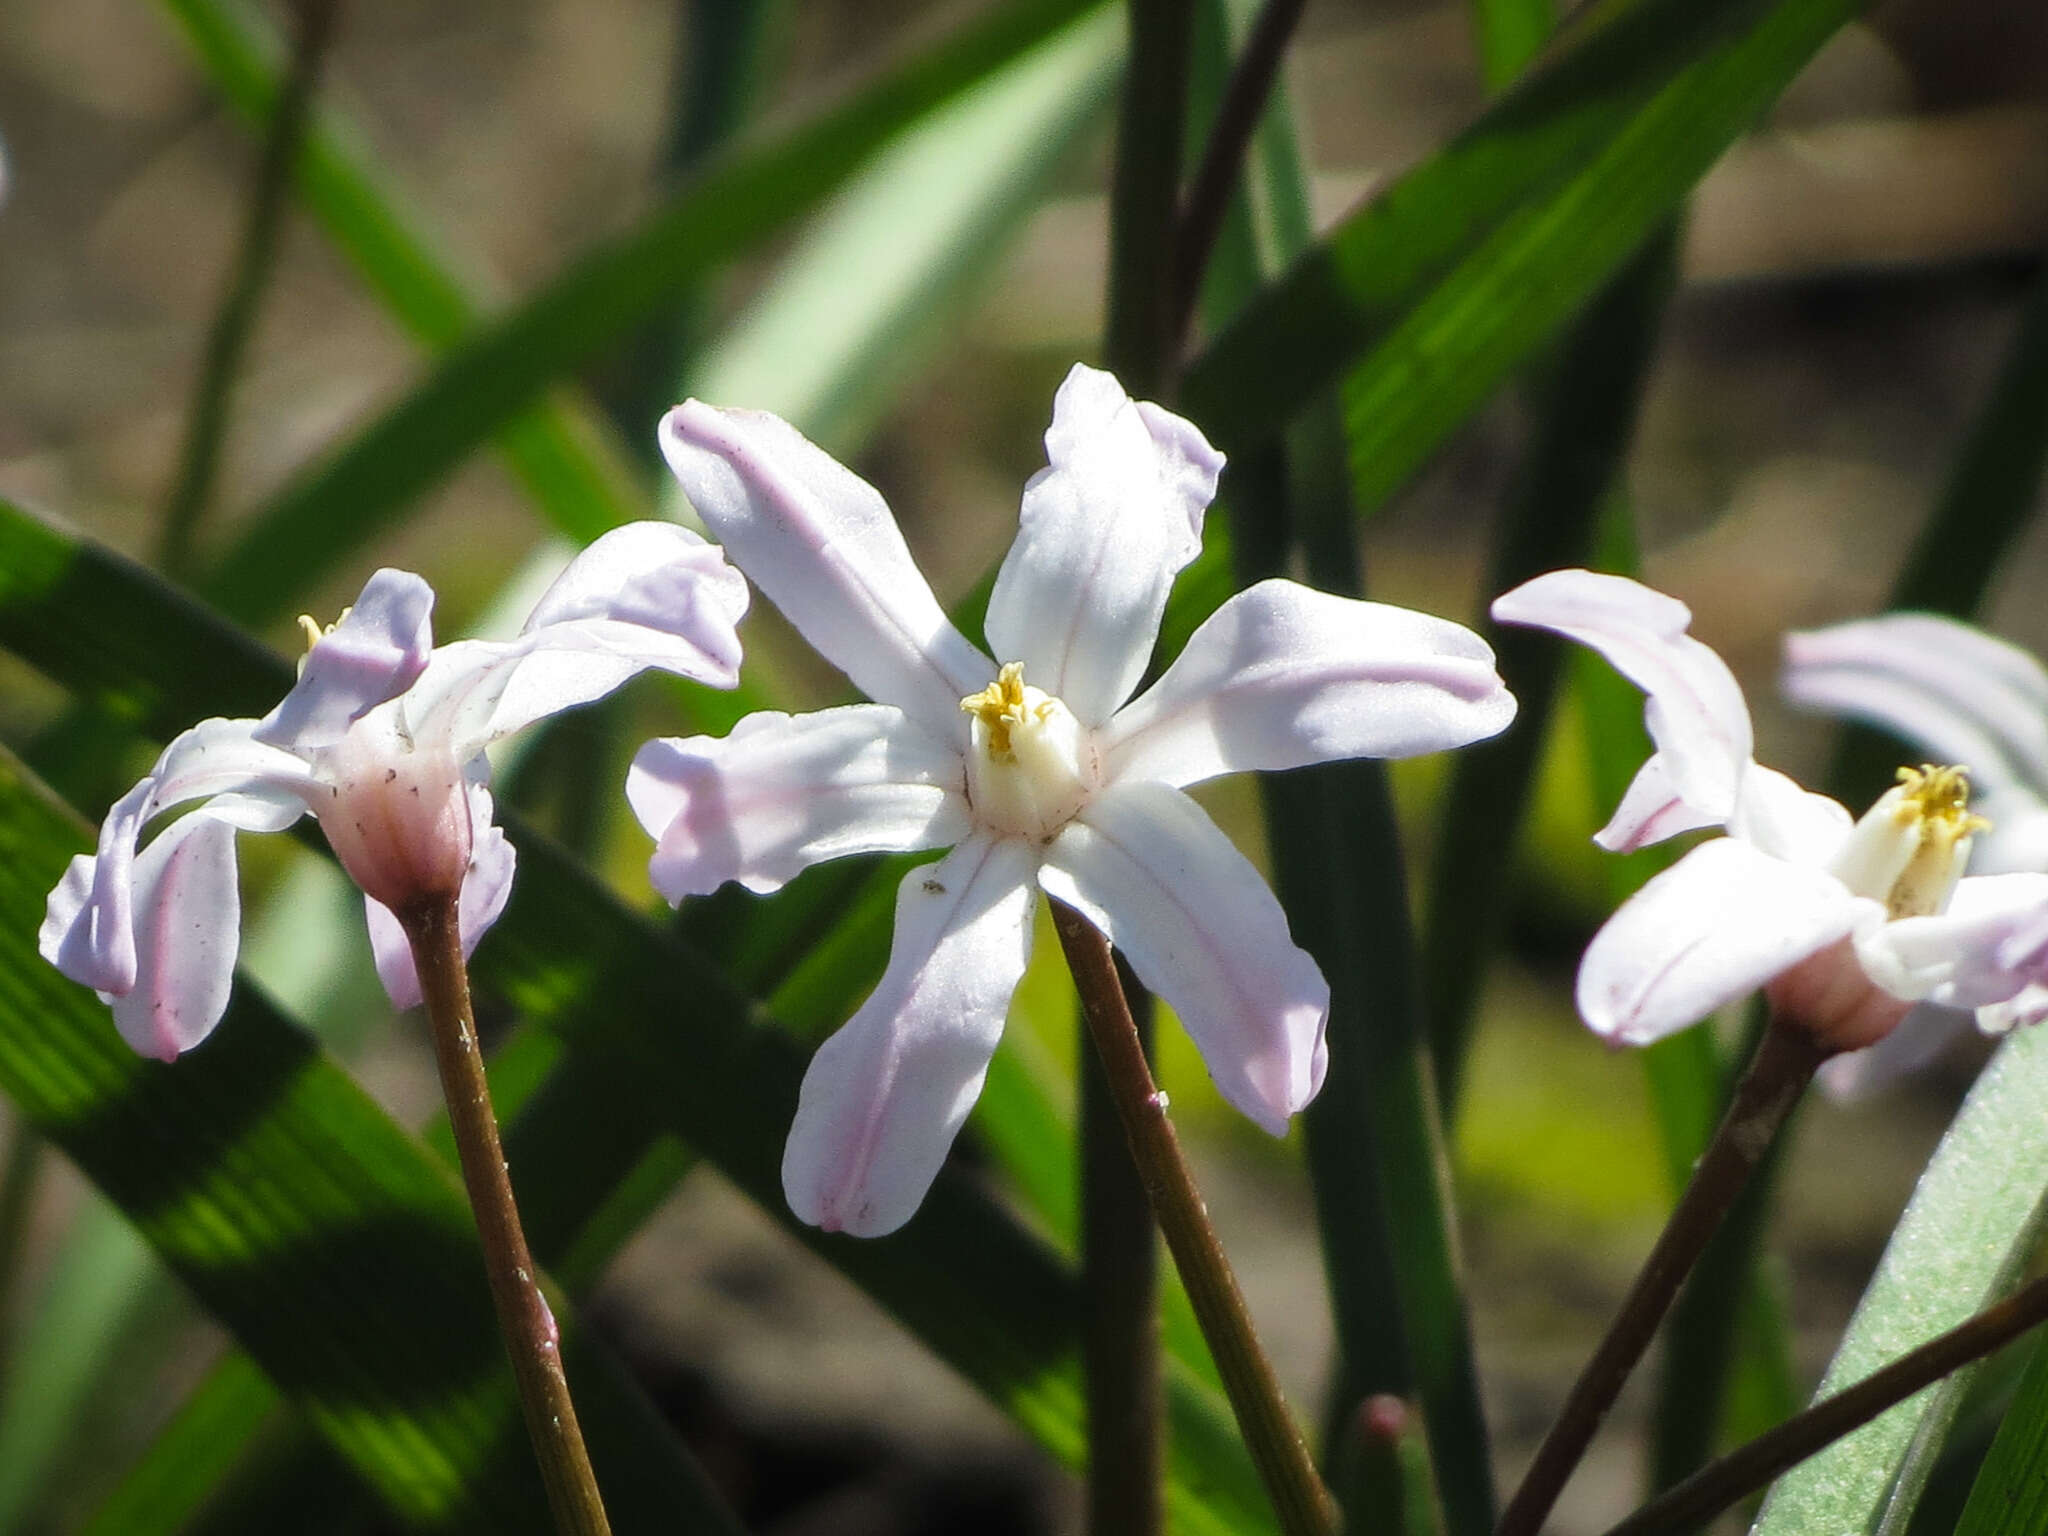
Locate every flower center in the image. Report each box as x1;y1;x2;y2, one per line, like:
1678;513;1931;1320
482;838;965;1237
959;662;1096;842
1832;763;1990;919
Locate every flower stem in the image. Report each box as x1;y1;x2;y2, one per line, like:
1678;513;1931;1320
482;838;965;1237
1495;1015;1825;1536
1604;1270;2048;1536
1081;966;1162;1536
1051;899;1338;1536
397;896;612;1536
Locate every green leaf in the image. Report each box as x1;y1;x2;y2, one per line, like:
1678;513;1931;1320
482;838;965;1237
155;0;648;548
0;498;1274;1536
197;0;1109;624
685;8;1120;455
1752;1024;2048;1534
1421;232;1675;1116
0;750;742;1535
1180;0;1858;496
1953;1332;2048;1536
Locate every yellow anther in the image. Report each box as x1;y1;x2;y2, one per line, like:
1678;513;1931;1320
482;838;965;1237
961;662;1032;761
1892;763;1992;839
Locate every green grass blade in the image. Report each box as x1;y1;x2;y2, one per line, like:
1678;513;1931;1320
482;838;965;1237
197;0;1108;623
1180;0;1858;481
0;497;1274;1536
1752;1025;2048;1534
0;753;742;1536
1421;232;1674;1116
686;8;1120;455
1953;1333;2048;1536
154;0;647;548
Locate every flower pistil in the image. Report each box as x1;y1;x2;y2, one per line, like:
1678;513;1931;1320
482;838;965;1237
1834;763;1990;920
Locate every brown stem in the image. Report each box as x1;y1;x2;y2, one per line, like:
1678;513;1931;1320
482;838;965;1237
1495;1016;1825;1536
397;896;612;1536
1051;899;1338;1536
1604;1271;2048;1536
1081;964;1163;1536
1169;0;1311;353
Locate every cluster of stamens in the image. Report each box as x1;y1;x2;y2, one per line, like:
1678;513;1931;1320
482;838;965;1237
961;662;1054;763
1890;763;1991;841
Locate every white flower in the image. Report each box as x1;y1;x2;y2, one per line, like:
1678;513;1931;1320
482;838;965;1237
633;363;1518;1236
1783;611;2048;1090
41;524;748;1059
1491;570;2048;1052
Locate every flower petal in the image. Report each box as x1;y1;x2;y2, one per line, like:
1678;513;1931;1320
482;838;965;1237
364;779;517;1008
1493;570;1752;830
1854;871;2048;1011
42;722;314;999
1038;781;1328;1132
1815;1003;1969;1101
629;705;969;899
1783;613;2048;810
781;833;1037;1237
107;811;243;1059
660;401;991;736
1728;763;1853;867
1099;579;1515;789
984;364;1222;725
1594;754;1721;852
254;568;435;752
1577;837;1874;1045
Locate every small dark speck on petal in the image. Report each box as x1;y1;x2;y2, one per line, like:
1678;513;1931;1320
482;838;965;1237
385;768;397;783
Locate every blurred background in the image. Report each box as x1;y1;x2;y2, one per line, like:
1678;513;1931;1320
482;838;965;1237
4;0;2048;1530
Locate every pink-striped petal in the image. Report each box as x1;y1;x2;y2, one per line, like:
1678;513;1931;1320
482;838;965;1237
1493;570;1752;833
1100;579;1515;789
781;833;1037;1237
106;811;243;1060
1577;837;1875;1045
629;705;968;900
660;402;992;738
984;364;1221;726
1784;613;2048;809
1594;754;1720;852
1038;781;1328;1133
254;568;435;752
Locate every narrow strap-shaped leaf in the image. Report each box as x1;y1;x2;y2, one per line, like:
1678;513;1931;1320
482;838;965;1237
0;752;742;1536
156;0;647;546
0;498;1274;1536
1421;232;1674;1116
1952;1332;2048;1536
1180;0;1858;474
197;0;1109;623
1751;1024;2048;1534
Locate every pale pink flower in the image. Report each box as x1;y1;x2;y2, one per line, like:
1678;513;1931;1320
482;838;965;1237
633;363;1517;1236
42;524;748;1059
1492;570;2048;1054
1784;612;2048;1091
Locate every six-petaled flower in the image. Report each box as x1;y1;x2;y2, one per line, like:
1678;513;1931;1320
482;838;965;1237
1783;611;2048;1090
1493;570;2048;1055
41;524;748;1059
633;363;1518;1236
